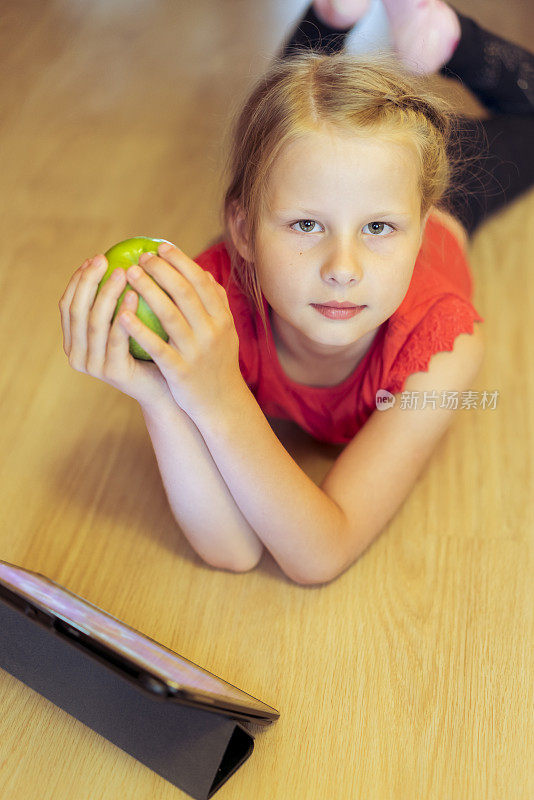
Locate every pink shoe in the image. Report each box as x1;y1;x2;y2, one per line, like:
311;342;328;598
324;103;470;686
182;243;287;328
382;0;461;74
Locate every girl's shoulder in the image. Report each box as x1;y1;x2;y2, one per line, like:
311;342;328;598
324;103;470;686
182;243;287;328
193;237;232;283
427;206;469;251
384;209;483;395
193;239;254;320
404;208;475;306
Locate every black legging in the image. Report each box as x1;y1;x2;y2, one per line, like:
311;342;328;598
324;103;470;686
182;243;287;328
281;5;534;236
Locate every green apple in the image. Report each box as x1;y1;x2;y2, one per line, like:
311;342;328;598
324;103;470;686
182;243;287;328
97;236;171;361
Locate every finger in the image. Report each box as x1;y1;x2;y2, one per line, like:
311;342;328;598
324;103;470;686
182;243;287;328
133;253;220;332
106;289;139;367
59;258;91;355
117;307;180;373
154;243;225;318
86;267;128;375
68;255;109;370
125;264;195;350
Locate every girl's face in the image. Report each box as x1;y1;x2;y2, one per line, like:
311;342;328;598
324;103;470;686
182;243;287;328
233;127;429;371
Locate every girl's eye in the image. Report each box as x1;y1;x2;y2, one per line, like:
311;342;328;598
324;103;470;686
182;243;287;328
291;220;396;235
363;221;395;236
291;220;395;235
292;220;321;233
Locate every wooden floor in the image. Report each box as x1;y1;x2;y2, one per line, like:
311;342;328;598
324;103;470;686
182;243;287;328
0;1;532;798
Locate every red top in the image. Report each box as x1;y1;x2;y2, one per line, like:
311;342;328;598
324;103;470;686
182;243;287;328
194;214;484;444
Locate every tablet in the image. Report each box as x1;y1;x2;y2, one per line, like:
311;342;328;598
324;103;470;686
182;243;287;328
0;561;279;726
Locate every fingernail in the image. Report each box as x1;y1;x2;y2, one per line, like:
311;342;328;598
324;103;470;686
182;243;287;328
158;242;173;254
93;254;105;267
111;269;123;281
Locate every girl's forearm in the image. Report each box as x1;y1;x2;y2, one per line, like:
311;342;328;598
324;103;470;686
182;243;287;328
141;396;264;572
193;382;349;586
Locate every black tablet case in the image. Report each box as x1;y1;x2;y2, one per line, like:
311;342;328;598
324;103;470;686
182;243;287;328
0;596;255;799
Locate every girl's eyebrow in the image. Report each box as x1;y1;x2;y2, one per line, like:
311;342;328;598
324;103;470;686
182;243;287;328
366;211;413;219
274;207;413;219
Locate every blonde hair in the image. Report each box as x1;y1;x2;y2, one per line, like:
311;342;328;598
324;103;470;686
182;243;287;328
221;50;460;337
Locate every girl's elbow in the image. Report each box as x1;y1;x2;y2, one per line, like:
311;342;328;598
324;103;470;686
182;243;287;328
284;531;369;586
283;551;358;587
229;549;264;573
287;570;334;587
286;565;343;587
204;543;264;574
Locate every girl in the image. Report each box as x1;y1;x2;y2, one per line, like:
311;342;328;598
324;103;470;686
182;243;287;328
59;2;533;585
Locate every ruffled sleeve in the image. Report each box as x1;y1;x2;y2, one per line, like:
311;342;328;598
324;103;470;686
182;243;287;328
387;295;484;395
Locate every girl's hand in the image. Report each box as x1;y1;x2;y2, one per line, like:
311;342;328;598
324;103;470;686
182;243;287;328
116;242;244;425
59;254;171;409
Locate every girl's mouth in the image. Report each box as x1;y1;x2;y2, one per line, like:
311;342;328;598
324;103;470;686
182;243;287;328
311;304;366;320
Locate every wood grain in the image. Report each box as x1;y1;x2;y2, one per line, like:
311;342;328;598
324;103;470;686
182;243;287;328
0;1;532;798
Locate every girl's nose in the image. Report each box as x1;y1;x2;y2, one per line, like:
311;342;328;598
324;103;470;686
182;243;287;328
321;241;363;285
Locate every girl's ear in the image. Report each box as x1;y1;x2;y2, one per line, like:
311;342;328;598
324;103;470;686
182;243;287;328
227;200;253;262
